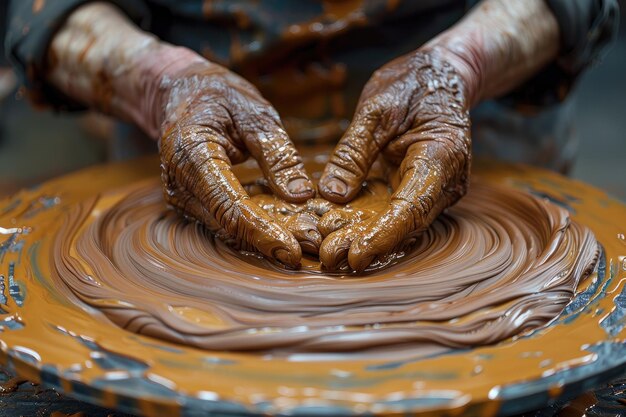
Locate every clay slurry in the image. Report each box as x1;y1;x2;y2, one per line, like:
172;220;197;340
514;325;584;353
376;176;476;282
49;167;599;355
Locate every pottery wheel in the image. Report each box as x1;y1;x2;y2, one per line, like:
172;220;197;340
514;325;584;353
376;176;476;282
0;153;625;417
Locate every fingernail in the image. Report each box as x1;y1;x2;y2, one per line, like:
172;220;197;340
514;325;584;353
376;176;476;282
351;254;375;274
300;240;320;256
324;178;348;197
287;178;312;195
302;228;322;254
274;248;298;267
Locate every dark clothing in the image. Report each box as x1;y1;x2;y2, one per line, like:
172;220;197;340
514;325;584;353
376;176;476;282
6;0;469;142
504;0;620;108
3;0;620;169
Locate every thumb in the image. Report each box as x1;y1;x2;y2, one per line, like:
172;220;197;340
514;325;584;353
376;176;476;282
318;107;384;203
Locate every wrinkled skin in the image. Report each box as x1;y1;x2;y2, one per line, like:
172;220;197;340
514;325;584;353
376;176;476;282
46;0;559;272
159;52;471;272
318;50;471;272
158;62;315;267
241;174;396;272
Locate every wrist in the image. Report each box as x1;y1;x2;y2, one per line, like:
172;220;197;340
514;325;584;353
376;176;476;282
129;44;205;138
421;42;485;108
424;0;560;108
46;2;206;139
47;3;157;114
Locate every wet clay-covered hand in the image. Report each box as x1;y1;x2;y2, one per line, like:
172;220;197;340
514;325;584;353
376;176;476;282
47;1;558;272
318;50;471;272
156;59;316;267
46;3;314;267
318;0;559;271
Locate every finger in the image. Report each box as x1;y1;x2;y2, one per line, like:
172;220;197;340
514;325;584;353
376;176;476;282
285;212;322;256
161;125;302;267
347;201;415;272
240;113;315;203
318;208;374;237
348;139;468;272
318;209;354;237
319;225;358;271
318;107;385;203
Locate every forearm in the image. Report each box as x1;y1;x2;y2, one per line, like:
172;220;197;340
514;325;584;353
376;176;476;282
47;2;204;138
427;0;560;107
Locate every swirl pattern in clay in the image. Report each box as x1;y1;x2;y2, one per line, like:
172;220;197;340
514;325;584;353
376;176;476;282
50;179;598;356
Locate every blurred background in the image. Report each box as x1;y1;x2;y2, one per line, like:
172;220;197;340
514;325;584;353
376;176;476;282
570;0;626;200
0;2;624;200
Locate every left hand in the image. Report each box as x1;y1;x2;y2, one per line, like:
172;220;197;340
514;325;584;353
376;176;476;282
318;49;471;272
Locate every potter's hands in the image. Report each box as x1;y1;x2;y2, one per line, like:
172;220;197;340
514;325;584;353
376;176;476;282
318;50;471;272
316;0;561;271
46;1;559;271
157;58;315;267
46;3;314;267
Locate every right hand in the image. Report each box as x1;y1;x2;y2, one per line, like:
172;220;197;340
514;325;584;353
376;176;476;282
154;52;315;267
317;50;471;272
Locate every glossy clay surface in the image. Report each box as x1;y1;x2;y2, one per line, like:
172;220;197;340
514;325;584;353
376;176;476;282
50;164;596;357
0;153;625;417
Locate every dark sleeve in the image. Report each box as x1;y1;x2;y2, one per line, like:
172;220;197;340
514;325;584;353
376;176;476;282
4;0;150;110
502;0;619;110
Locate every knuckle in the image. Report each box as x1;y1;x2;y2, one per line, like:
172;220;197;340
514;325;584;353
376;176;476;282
359;100;382;119
400;195;432;232
329;143;367;178
266;144;302;173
